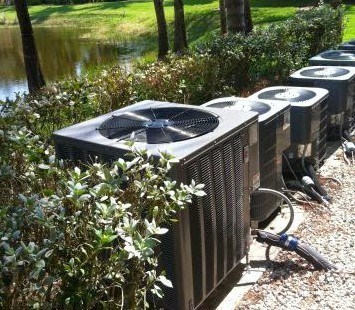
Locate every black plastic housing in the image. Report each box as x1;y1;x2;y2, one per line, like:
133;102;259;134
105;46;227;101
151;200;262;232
201;97;291;224
248;86;329;171
289;66;355;139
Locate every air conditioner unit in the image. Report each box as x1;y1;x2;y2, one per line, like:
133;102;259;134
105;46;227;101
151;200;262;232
289;66;355;139
309;49;355;67
338;40;355;51
248;86;329;173
53;100;260;310
201;97;291;226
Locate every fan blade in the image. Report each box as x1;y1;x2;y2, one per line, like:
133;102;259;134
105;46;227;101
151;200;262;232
145;126;198;144
113;111;151;122
146;128;169;144
108;127;145;140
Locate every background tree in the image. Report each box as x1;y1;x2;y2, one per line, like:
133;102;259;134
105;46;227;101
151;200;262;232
173;0;188;54
244;0;253;34
14;0;45;94
330;0;342;9
219;0;227;34
154;0;169;60
224;0;245;35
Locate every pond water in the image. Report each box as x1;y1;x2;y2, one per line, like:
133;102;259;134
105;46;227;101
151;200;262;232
0;27;146;101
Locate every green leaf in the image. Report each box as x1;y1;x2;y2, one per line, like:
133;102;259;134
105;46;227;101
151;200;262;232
154;227;168;235
38;163;50;170
158;275;173;288
36;248;48;258
44;249;54;258
194;190;206;197
35;259;45;269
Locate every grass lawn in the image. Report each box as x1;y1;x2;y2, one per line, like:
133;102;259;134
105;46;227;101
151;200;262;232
344;4;355;40
0;0;319;46
0;0;353;57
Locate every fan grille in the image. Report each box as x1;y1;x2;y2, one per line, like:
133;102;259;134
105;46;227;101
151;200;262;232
98;107;219;144
300;67;349;78
208;100;271;115
322;51;355;60
257;88;316;102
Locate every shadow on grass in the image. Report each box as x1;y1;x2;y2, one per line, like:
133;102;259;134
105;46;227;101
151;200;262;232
252;0;316;7
31;5;75;23
30;2;133;24
164;0;215;8
185;10;220;44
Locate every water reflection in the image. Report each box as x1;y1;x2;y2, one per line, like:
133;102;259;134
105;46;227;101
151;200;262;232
0;27;144;101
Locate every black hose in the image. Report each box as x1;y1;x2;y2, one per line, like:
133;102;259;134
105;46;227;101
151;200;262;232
307;164;331;202
253;188;295;235
285;180;324;204
256;230;337;271
342;129;352;142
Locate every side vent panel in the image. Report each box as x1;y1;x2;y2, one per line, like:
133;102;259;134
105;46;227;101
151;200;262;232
186;135;246;308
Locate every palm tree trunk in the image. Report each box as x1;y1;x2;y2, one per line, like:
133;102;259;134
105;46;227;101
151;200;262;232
173;0;188;54
225;0;245;35
330;0;342;9
219;0;227;35
14;0;45;94
244;0;253;34
154;0;169;60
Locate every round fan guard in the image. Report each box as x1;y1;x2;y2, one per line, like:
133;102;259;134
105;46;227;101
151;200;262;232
257;88;316;102
322;51;355;60
97;107;219;144
300;67;349;78
208;99;271;115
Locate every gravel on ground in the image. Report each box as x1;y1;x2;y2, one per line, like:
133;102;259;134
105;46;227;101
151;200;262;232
237;145;355;310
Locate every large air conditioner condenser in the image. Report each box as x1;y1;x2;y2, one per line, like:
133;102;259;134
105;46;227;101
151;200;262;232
338;40;355;51
309;49;355;67
289;66;355;140
201;97;291;226
53;100;260;310
248;86;329;174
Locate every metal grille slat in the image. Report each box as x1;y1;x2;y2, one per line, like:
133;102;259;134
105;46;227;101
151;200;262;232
233;137;245;262
186;162;204;306
223;142;237;270
200;155;216;294
212;149;227;281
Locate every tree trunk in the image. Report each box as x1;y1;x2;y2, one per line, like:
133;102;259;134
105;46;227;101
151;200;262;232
14;0;45;94
219;0;227;35
153;0;169;60
173;0;188;54
244;0;253;34
225;0;245;35
330;0;342;9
